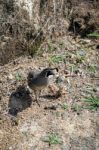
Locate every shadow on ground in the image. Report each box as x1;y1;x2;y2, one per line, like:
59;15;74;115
8;85;32;116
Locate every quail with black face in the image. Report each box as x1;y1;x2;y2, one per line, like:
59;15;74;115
27;67;58;106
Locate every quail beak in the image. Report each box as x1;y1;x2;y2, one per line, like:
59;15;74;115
54;67;58;72
48;68;58;76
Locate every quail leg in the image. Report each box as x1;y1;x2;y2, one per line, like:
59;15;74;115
34;90;40;107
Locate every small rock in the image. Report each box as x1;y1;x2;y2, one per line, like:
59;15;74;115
55;76;65;84
78;49;86;56
94;85;99;92
7;74;14;80
8;146;13;150
28;55;32;59
81;39;91;44
61;145;70;150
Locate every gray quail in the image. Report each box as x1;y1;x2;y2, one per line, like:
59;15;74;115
27;67;58;106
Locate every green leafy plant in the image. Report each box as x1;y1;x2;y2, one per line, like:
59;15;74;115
94;77;99;80
15;73;23;81
42;133;62;145
83;97;99;110
76;54;85;63
47;43;57;52
87;27;99;39
87;64;97;73
48;43;53;51
62;103;68;110
71;104;82;112
50;55;65;63
87;29;99;51
54;111;61;117
87;32;99;39
59;42;65;49
69;64;79;73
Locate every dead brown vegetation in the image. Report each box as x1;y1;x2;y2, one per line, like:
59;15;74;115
0;0;99;65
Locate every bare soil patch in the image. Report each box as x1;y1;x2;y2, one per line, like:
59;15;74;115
0;36;99;150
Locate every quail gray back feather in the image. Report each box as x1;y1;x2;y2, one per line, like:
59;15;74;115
27;67;58;106
27;67;58;90
28;71;48;88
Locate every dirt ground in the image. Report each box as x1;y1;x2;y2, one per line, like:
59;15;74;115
0;36;99;150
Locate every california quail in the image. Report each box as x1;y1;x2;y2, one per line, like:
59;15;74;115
27;67;58;106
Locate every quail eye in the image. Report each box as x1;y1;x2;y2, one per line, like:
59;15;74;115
46;71;49;77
